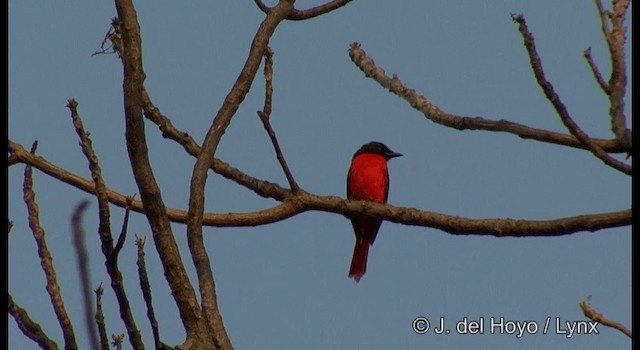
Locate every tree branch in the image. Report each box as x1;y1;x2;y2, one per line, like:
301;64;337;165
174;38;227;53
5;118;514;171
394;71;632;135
67;99;144;349
512;14;631;175
186;2;293;348
595;0;611;37
600;0;631;146
22;141;78;350
254;0;353;21
580;298;631;338
10;141;630;236
71;200;100;350
111;195;134;262
112;0;208;344
583;47;611;93
67;99;115;257
94;284;110;350
258;47;300;191
136;236;162;350
8;294;59;350
141;88;289;201
347;42;630;155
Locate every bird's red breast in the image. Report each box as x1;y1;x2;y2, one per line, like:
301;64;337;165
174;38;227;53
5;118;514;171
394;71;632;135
347;153;390;203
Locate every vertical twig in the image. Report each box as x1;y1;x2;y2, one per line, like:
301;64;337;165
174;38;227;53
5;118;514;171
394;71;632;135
23;141;78;350
600;0;631;145
136;236;162;349
257;47;300;192
94;283;110;350
111;195;135;262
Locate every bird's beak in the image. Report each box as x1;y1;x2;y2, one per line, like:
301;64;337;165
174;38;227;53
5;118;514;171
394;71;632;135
386;151;403;159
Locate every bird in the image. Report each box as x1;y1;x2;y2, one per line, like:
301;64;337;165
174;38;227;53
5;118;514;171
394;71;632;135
346;141;402;282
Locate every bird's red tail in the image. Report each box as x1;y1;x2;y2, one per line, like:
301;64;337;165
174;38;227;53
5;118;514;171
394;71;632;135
348;240;369;283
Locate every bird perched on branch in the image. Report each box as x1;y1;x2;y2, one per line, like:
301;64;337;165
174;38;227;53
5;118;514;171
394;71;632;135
346;141;402;282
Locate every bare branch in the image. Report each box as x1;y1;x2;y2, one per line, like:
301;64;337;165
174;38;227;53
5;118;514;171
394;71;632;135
8;219;13;235
141;88;290;201
8;294;59;350
136;236;162;350
257;113;299;191
71;200;100;350
602;0;631;145
187;2;293;348
113;0;207;343
595;0;611;36
347;43;629;155
66;99;144;349
22;141;78;350
10;142;630;236
94;284;110;350
258;47;300;191
583;47;611;93
512;14;631;175
255;0;353;21
8;153;19;166
580;297;631;338
67;99;115;257
92;18;120;57
111;195;135;261
261;47;274;118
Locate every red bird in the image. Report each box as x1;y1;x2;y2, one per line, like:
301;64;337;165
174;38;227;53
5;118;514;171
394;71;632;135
347;141;402;282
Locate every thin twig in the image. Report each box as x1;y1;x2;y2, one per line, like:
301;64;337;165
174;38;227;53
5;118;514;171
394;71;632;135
92;18;121;57
261;47;273;117
8;219;13;235
257;114;299;191
8;294;59;350
347;43;629;155
22;140;78;350
136;236;162;350
112;195;135;262
512;14;631;175
258;47;300;191
10;139;631;235
94;283;110;350
583;47;611;93
254;0;353;21
66;99;145;349
580;298;631;338
71;200;100;350
600;0;631;145
595;0;611;36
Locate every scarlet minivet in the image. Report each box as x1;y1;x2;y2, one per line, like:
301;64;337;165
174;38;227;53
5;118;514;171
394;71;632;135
346;141;402;282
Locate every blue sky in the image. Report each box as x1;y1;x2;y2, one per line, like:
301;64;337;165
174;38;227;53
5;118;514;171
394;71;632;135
9;1;631;349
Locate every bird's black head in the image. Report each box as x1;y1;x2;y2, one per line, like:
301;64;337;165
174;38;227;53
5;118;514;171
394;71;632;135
354;141;403;159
